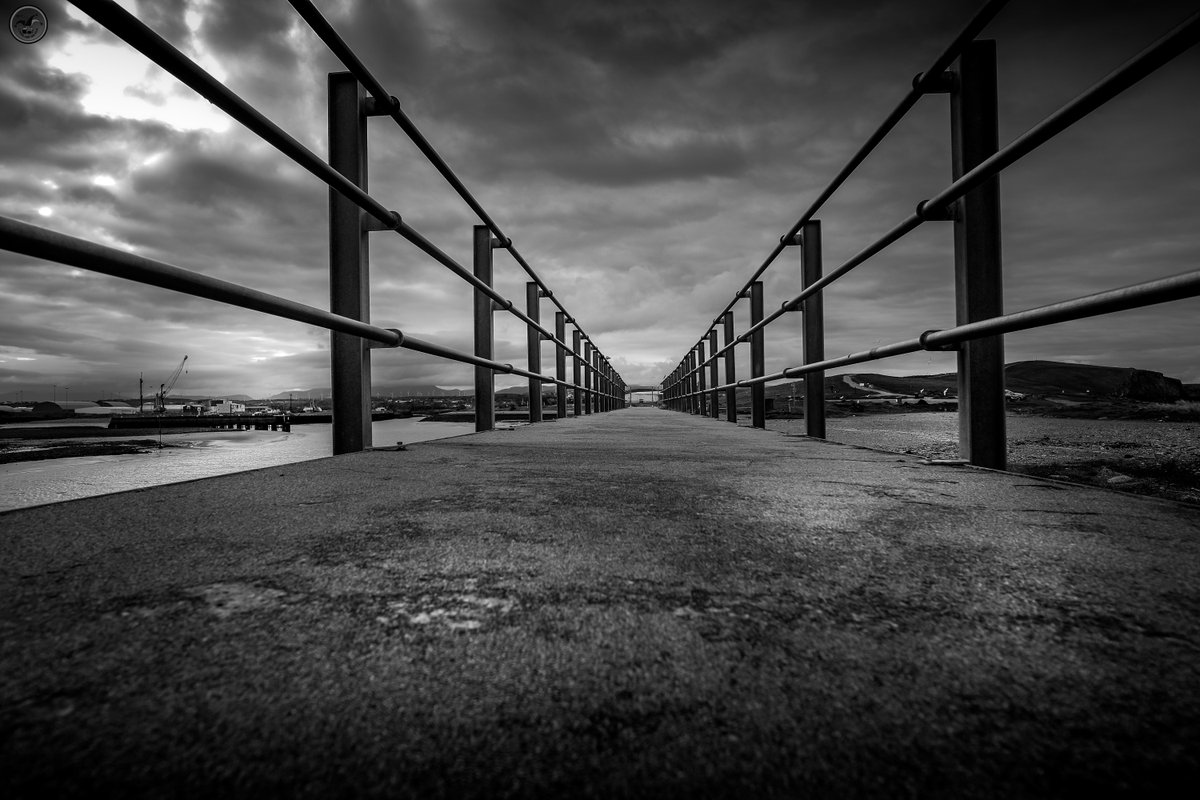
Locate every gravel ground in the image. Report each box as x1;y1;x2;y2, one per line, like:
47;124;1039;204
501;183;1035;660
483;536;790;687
762;412;1200;505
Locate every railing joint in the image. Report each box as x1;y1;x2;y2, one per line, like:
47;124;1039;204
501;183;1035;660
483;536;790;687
916;199;958;222
491;237;512;249
913;70;956;94
919;329;958;351
362;94;401;117
366;328;405;349
781;232;804;247
539;289;552;298
492;299;513;312
361;210;401;232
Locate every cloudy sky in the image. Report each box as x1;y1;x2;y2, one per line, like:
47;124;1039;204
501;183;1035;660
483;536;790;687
1;0;1197;402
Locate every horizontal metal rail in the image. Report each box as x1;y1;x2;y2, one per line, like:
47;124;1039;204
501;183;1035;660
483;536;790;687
682;0;1011;358
68;0;584;361
0;215;610;397
682;270;1200;394
284;0;594;342
922;8;1200;216
682;7;1200;379
1;215;399;346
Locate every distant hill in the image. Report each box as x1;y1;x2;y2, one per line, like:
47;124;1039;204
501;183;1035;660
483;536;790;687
258;361;1190;403
824;361;1186;402
268;385;471;400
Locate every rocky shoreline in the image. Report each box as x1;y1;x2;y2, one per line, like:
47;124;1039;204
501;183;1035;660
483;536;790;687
0;439;165;465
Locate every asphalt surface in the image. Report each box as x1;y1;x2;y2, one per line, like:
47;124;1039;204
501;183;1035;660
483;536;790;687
2;407;1198;798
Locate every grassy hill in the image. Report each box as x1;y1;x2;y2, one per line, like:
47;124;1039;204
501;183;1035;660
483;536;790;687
827;361;1186;402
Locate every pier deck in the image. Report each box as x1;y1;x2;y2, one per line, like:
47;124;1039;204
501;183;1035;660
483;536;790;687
2;408;1198;797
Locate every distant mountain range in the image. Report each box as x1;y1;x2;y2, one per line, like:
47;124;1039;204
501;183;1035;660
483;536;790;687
764;360;1197;403
172;361;1196;404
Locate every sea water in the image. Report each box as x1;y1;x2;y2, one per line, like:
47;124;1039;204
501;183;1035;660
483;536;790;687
0;418;474;512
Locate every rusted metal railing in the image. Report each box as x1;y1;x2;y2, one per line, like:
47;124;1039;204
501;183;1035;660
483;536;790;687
661;1;1199;470
2;0;626;456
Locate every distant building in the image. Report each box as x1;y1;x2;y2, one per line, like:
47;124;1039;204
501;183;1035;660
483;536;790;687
206;399;247;415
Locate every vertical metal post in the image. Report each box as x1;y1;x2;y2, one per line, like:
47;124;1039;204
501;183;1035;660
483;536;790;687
526;283;543;423
697;342;708;416
750;281;765;429
691;353;700;414
601;360;609;412
595;350;604;412
802;221;826;439
686;351;694;414
328;72;371;455
951;40;1005;469
723;312;737;423
597;357;605;413
583;341;593;415
572;330;582;417
708;330;719;419
473;225;495;432
555;312;567;420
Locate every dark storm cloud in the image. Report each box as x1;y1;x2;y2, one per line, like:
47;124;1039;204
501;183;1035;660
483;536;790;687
2;0;1198;399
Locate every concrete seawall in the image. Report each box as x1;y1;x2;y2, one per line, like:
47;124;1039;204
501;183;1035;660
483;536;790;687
2;408;1198;797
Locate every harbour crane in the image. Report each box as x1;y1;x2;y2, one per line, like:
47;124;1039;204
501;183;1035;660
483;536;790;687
154;355;188;413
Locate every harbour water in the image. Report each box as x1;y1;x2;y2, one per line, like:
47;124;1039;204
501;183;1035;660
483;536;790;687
0;417;474;512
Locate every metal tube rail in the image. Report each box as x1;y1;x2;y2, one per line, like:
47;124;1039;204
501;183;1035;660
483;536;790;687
922;8;1200;218
393;221;572;352
67;1;395;230
693;7;1200;368
0;214;597;394
69;0;578;360
721;269;1200;389
283;0;594;342
919;270;1200;351
0;215;400;347
675;0;1011;362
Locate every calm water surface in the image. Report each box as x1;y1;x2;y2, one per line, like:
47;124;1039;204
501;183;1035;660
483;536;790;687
0;418;474;511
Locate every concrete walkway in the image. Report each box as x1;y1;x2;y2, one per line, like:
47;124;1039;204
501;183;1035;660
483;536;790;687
2;408;1198;798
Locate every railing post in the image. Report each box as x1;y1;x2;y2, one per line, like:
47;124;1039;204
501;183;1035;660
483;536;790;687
526;283;543;423
708;330;719;419
583;341;593;415
750;281;765;428
723;312;737;423
696;341;708;416
473;225;495;432
802;221;826;439
605;363;613;412
688;351;698;414
602;360;611;412
598;357;606;413
555;312;567;420
572;330;582;417
686;350;694;414
595;350;604;412
951;40;1005;469
328;71;371;455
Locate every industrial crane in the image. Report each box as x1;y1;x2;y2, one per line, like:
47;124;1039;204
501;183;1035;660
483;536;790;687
154;355;188;413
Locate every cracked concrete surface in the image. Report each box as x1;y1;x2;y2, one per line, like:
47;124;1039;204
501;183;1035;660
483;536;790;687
2;408;1198;798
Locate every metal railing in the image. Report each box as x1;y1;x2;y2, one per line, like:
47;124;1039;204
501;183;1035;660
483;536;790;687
660;0;1200;469
1;0;627;454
